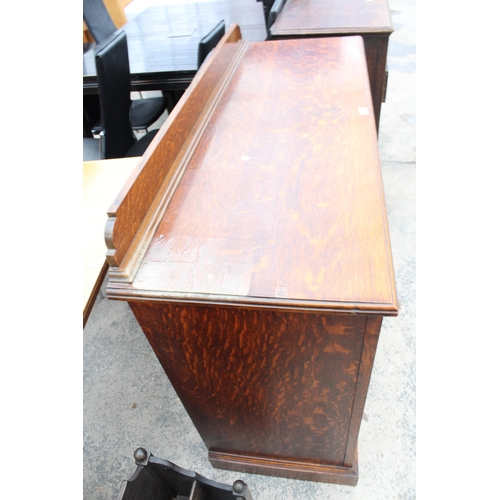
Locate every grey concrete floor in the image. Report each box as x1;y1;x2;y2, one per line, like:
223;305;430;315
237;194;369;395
83;0;416;498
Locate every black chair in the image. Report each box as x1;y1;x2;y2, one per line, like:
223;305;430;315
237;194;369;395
198;20;225;68
84;0;167;135
266;0;286;39
90;91;167;135
260;0;274;28
83;0;112;139
95;30;159;159
164;21;226;112
83;0;117;44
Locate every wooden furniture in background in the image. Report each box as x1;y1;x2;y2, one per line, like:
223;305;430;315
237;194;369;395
105;25;398;485
83;156;139;327
269;0;393;132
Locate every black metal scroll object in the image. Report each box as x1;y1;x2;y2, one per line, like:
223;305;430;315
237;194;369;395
117;448;253;500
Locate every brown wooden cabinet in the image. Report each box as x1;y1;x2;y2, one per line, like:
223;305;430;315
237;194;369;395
105;25;398;486
269;0;393;132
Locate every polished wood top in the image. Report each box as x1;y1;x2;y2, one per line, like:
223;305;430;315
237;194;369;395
106;27;397;315
271;0;393;36
83;157;139;325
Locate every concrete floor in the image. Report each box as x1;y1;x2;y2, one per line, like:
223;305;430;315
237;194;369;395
83;0;416;498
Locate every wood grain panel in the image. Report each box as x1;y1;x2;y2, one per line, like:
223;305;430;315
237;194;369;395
129;302;368;467
208;449;359;485
270;0;392;131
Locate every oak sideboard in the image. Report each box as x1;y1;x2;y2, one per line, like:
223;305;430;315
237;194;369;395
105;25;398;485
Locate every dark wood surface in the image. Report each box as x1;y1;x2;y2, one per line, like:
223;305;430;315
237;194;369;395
83;0;266;94
106;25;398;485
129;302;378;484
269;0;393;131
270;0;392;34
107;32;397;312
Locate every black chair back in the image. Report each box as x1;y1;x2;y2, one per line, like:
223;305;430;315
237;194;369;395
84;0;117;44
197;21;225;68
267;0;286;38
95;31;135;159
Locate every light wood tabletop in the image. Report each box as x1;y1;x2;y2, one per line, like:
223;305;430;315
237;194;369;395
83;156;140;327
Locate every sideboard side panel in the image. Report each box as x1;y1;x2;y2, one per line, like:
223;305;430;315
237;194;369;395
343;315;383;466
128;302;368;467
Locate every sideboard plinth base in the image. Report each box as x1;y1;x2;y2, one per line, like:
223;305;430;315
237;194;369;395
208;450;359;486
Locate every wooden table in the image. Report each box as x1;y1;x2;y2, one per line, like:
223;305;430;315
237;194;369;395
269;0;393;132
105;25;398;485
83;156;140;327
83;0;267;95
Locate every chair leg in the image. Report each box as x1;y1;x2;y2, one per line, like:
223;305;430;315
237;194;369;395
83;94;101;138
162;90;185;113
